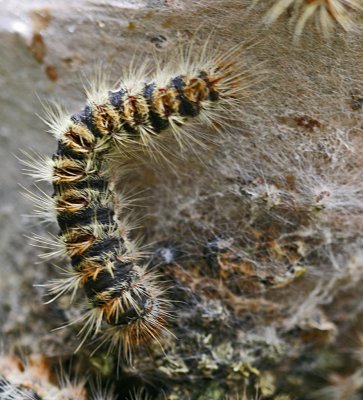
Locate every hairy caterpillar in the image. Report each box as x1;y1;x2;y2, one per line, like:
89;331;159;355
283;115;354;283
0;354;86;400
255;0;363;36
27;40;251;361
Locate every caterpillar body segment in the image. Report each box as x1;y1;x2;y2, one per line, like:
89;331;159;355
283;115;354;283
97;45;247;152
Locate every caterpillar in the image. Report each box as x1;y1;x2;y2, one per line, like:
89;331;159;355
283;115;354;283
0;353;122;399
0;354;87;400
255;0;363;36
26;40;251;362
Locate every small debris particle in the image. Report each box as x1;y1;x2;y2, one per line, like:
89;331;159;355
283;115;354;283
30;32;46;63
45;65;58;81
161;17;174;28
352;98;363;110
128;21;136;31
150;35;168;49
293;115;321;131
143;10;154;19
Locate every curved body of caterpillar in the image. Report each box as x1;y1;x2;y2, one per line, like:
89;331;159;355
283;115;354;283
257;0;363;36
30;43;249;360
49;108;168;359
